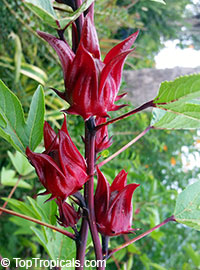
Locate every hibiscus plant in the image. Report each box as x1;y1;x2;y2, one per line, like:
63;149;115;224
0;0;200;269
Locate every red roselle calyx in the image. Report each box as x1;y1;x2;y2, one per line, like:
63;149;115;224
38;16;139;120
26;116;88;201
95;116;113;153
56;199;81;228
94;167;140;236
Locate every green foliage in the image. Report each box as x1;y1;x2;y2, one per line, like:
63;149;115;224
24;0;95;28
174;180;200;231
1;167;32;189
7;150;34;176
151;74;200;129
23;0;57;27
153;74;200;104
0;81;45;153
9;32;22;84
2;194;77;269
0;56;48;85
183;244;200;267
116;0;195;67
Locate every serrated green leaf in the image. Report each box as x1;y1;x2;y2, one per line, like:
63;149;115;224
174;180;200;231
151;74;200;129
151;106;200;129
0;81;45;154
23;0;58;28
7;151;34;176
154;74;200;104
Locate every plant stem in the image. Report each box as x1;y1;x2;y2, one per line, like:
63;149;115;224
75;217;89;270
102;235;109;259
98;126;152;167
84;2;94;21
95;100;154;132
75;0;84;42
85;117;104;269
0;207;76;240
0;176;21;216
107;215;176;259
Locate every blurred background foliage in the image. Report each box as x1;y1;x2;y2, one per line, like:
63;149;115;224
1;0;200;269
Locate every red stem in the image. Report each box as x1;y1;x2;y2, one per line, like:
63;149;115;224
84;117;104;269
98;126;152;168
0;207;76;240
0;176;21;216
75;117;104;269
107;215;176;259
95;100;154;132
75;218;89;269
75;0;84;41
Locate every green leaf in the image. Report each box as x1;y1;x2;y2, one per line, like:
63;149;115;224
150;0;166;4
9;216;35;235
127;244;141;255
154;74;200;104
36;192;57;225
174;180;200;230
23;0;95;29
7;151;34;176
151;74;200;129
59;0;95;29
0;81;45;154
149;263;167;270
2;197;38;218
31;226;76;262
26;196;50;223
23;0;58;28
9;33;22;84
151;106;200;129
0;56;48;84
183;245;200;267
1;167;32;189
26;85;45;150
139;254;151;270
21;63;48;85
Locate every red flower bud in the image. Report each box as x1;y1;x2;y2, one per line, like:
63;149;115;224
26;116;88;201
94;167;139;236
38;17;139;120
56;199;80;228
95;116;112;153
